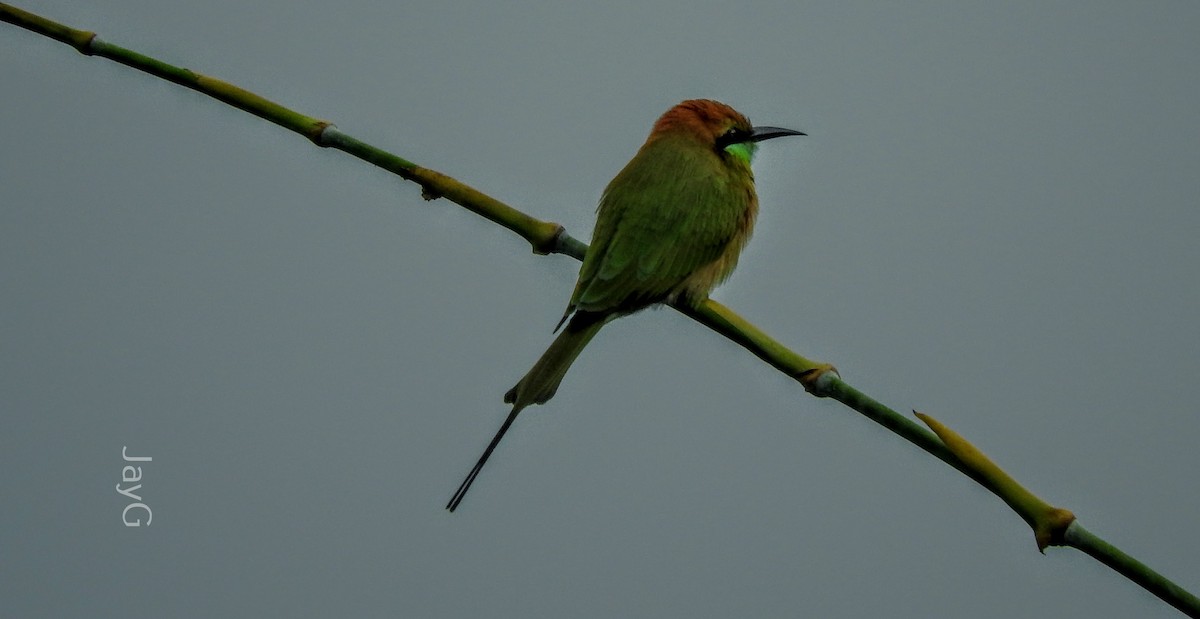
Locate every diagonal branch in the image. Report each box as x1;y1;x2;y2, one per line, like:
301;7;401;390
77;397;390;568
3;4;1196;616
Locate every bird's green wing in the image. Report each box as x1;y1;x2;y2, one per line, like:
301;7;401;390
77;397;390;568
570;138;749;314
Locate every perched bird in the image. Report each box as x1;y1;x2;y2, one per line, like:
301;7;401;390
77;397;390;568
446;99;803;511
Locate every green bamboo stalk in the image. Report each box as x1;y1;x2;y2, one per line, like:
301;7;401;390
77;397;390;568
1068;522;1200;617
3;4;1196;616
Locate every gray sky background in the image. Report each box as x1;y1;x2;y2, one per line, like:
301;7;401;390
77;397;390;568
3;2;1198;617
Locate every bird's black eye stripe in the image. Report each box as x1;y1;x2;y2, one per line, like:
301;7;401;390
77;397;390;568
715;127;750;149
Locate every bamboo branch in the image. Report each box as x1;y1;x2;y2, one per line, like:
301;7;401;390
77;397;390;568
3;4;1195;616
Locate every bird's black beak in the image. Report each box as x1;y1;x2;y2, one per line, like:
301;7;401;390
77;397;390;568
747;126;806;142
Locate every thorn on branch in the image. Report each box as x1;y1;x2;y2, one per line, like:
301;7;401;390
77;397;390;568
914;411;1076;552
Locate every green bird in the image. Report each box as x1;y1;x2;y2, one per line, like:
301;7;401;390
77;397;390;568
446;99;804;511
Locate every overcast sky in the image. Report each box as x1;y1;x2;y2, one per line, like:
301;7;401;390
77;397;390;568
3;1;1198;617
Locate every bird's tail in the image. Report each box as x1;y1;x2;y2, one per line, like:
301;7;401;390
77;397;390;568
446;313;605;512
504;312;606;409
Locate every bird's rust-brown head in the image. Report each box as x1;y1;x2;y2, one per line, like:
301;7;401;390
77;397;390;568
651;99;752;144
648;99;805;163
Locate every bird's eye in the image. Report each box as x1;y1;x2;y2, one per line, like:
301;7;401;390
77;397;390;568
715;127;748;149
